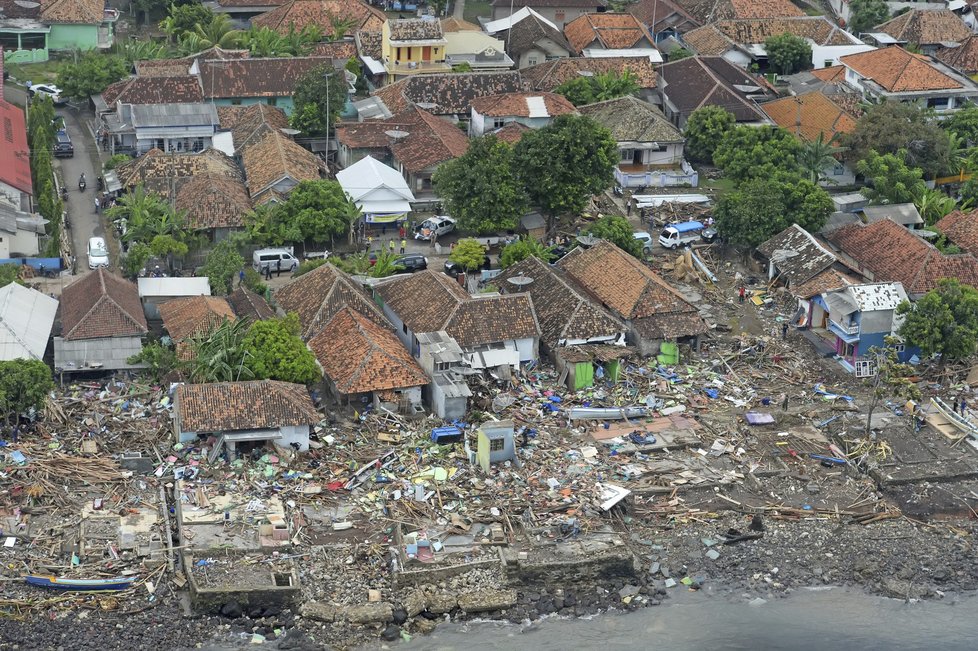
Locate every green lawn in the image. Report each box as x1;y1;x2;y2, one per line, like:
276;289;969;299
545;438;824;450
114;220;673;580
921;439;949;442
463;0;492;23
702;177;736;194
4;59;62;83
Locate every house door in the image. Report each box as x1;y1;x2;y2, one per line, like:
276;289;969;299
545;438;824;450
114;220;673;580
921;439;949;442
633;150;643;165
422;46;431;61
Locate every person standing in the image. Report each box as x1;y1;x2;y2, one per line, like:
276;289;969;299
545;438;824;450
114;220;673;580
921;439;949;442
400;238;406;254
275;259;281;277
962;397;968;416
781;322;789;339
398;224;405;239
389;239;395;254
94;197;100;213
738;286;746;303
238;269;245;286
264;264;272;281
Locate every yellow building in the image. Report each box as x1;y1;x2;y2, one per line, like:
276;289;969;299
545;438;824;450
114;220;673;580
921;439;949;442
382;18;450;82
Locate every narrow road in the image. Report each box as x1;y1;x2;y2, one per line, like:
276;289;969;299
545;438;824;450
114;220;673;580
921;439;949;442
3;83;104;274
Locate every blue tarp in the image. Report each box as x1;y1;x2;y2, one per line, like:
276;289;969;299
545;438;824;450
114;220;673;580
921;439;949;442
0;257;62;271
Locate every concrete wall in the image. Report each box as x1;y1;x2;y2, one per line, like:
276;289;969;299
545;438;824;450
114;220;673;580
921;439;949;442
213;96;296;116
184;554;301;614
811;43;873;69
505;546;637;584
47;24;99;51
514;335;537;362
0;227;39;257
516;39;570;68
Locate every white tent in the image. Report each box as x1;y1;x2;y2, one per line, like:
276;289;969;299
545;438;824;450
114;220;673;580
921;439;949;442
336;156;415;224
0;283;58;361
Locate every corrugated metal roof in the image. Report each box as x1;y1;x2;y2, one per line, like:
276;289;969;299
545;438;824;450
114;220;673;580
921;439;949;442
54;336;147;372
131;103;219;128
0;284;58;361
137;277;212;298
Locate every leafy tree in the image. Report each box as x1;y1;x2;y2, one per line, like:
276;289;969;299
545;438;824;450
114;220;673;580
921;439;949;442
0;359;54;425
107;185;193;272
184;13;241;49
122;242;153;278
160;2;213;41
863;339;920;436
56;51;129;99
104;154;132;171
584;214;643;257
449;238;488;272
856;149;927;204
765;33;812;75
713;126;802;182
290;63;349;136
112;40;170;64
959;176;978;208
554;71;639;106
841;102;951;178
798;133;845;183
200;239;245;295
127;339;179;382
242;267;267;295
0;264;20;288
933;230;963;254
913;187;957;225
242;314;320;384
848;0;890;35
683;106;736;164
184;318;253;383
245;203;300;246
715;174;832;248
242;24;322;57
668;48;694;62
434;136;528;235
331;253;370;276
283;180;359;247
943;105;978;146
369;251;405;278
499;238;555;268
897;279;978;361
295;258;331;277
513;115;617;230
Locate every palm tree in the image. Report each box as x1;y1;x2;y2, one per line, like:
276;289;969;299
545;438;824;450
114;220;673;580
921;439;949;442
242;26;289;58
369;251;406;278
913;187;957;226
184;318;254;383
105;186;170;239
940;132;972;179
188;14;242;49
282;24;323;55
327;17;355;42
798;133;845;184
113;40;170;64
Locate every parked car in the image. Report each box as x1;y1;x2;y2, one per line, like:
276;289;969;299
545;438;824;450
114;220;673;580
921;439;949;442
633;231;654;255
393;253;427;273
658;220;717;249
29;84;65;104
88;237;109;269
54;130;74;158
444;254;490;276
414;216;456;241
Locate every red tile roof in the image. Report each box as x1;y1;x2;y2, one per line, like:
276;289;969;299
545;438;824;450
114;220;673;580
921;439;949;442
159;296;237;340
228;286;276;322
60;269;148;341
874;9;971;47
558;240;705;339
0;100;32;196
275;263;389;339
40;0;104;24
827;218;978;295
337;106;470;172
760;91;856;143
935;209;978;256
491;121;531;144
176;380;319;433
101;76;204;106
199;57;334;99
252;0;385;37
935;35;978;75
563;12;655;54
470;91;576;118
840;46;962;93
174;173;253;230
308;307;428;394
811;65;846;82
521;57;657;91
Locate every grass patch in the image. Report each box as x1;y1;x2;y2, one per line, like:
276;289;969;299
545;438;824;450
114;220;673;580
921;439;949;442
463;0;492;22
4;59;62;83
702;177;736;194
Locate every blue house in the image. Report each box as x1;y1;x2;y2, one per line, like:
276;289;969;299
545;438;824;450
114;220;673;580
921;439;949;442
818;282;914;376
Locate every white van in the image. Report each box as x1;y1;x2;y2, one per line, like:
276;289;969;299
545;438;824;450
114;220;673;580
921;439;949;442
658;220;717;249
253;248;299;273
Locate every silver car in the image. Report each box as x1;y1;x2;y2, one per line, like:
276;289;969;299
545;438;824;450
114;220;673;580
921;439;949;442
88;237;109;269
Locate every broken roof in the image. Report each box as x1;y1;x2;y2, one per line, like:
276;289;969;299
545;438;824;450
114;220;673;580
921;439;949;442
308;307;428;394
760;91;856;143
470;91;576;118
756;223;837;285
935;35;978;75
159;296;236;341
827;217;978;295
251;0;385;36
240;128;324;197
228;286;276;322
176;380;319;433
275;263;389;340
60;269;148;341
557;240;705;339
840;46;964;93
101;76;204;106
174;173;252;231
658;55;769;123
0;283;58;361
578;95;682;143
495;255;624;348
374;270;541;346
564;12;655;54
873;9;971;47
371;71;525;115
521;56;657;91
935;209;978;256
826;282;909;313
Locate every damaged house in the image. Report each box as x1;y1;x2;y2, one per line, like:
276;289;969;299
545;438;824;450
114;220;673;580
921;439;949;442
557;240;706;356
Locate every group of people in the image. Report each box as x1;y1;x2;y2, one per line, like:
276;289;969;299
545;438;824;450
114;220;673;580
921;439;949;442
953;395;970;418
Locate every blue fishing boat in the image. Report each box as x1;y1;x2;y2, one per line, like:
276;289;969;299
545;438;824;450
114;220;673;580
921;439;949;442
25;575;137;592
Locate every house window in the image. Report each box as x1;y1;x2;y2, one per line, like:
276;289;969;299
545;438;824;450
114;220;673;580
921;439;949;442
268;98;278;107
620;148;634;163
489;438;504;452
231;99;242;106
528;56;539;65
402;322;408;334
650;144;667;153
823;60;833;68
436;361;451;371
927;97;949;110
854;360;877;378
833;163;845;176
493;117;506;129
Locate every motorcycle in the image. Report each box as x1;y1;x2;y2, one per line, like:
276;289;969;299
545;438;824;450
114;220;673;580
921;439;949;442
60;186;68;201
78;174;86;192
97;176;104;191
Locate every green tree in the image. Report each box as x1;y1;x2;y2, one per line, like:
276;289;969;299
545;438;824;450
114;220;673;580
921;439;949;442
200;239;245;295
185;12;241;49
449;238;488;272
104;154;132;171
56;51;130;100
798;133;845;184
499;238;555;268
160;2;213;42
281;180;359;248
856;149;927;204
913;187;957;225
683;106;736;164
369;251;405;278
668;48;694;62
331;253;370;276
0;359;54;425
112;40;170;64
944;105;978;146
295;258;331;277
127;339;179;382
242;267;267;295
554;71;639;106
863;339;920;436
289;63;349;136
897;279;978;361
242;314;320;384
513;114;617;230
184;318;253;383
713;126;802;182
433;136;528;235
841;102;951;178
715;175;832;248
553;76;596;106
765;33;812;75
849;0;890;35
584;214;643;257
0;264;20;287
107;185;193;272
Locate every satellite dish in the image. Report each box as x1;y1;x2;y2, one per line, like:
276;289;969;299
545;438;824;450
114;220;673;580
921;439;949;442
507;275;533;288
15;1;41;7
385;129;410;141
280;128;301;136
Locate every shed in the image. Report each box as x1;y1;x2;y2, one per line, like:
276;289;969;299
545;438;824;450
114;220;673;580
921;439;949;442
832;192;869;214
519;212;547;241
0;283;58;361
860;204;924;230
475;420;516;472
137;277;212;319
